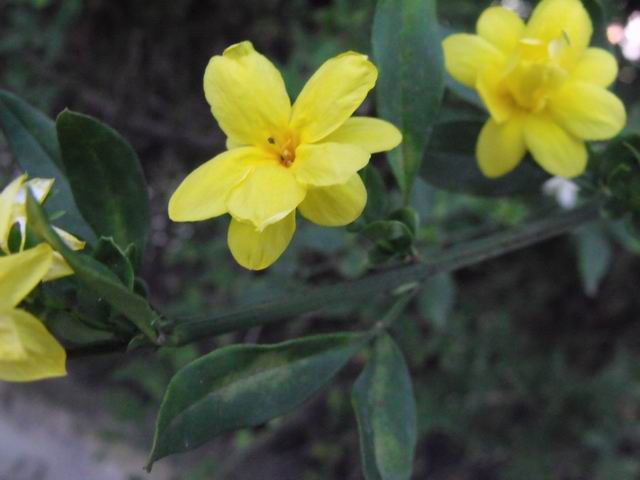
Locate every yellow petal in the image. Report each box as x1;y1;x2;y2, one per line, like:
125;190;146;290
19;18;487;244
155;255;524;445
321;117;402;153
227;163;306;231
442;34;504;89
549;82;626;140
53;226;85;251
0;308;66;382
290;52;378;144
204;41;291;148
17;178;55;206
0;244;53;311
227;212;296;271
477;62;516;123
476;117;526;178
524;0;592;62
43;252;75;282
477;6;525;54
292;142;370;187
572;48;619;87
299;174;367;227
524;113;587;177
169;147;269;222
0;175;26;253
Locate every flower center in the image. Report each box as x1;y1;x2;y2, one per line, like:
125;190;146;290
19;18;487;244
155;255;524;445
268;135;298;167
502;35;569;113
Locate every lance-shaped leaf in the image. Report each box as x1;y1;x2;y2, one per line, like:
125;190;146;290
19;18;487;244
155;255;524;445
352;334;417;480
56;110;150;261
147;333;367;469
372;0;444;200
0;90;95;243
26;191;158;341
92;237;135;290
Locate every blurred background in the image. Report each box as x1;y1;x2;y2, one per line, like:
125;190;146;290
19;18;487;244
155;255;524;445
2;0;640;478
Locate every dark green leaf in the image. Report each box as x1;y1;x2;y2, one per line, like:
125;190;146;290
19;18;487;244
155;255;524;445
92;237;135;290
352;334;417;480
45;310;117;346
26;191;158;341
423;120;549;196
362;166;389;221
361;220;414;254
56;110;150;259
0;89;95;242
147;333;367;468
373;0;445;199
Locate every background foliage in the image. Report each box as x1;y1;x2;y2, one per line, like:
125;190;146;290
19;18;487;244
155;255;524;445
2;0;640;478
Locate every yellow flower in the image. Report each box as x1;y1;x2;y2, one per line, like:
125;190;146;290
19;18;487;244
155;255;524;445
169;41;401;270
0;175;85;281
443;0;626;178
0;243;67;382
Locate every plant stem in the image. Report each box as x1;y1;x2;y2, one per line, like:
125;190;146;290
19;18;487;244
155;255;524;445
164;204;599;347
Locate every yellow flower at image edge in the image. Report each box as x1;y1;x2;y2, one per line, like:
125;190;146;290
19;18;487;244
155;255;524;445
0;244;67;382
0;175;85;281
169;41;402;270
443;0;626;178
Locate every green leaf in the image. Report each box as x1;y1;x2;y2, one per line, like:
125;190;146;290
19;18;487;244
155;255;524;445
361;166;389;221
92;237;135;290
575;224;613;297
372;0;445;200
361;220;414;254
422;120;549;196
352;334;417;480
0;89;95;242
45;310;117;346
418;273;456;329
147;333;367;469
56;110;150;260
26;191;158;341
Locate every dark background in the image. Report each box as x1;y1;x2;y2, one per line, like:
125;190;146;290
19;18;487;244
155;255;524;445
2;0;640;478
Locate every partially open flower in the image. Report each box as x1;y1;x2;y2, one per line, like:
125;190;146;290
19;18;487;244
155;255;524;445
169;41;402;270
0;175;85;281
443;0;626;178
0;244;67;382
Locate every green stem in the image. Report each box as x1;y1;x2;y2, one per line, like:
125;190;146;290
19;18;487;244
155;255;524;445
164;204;599;347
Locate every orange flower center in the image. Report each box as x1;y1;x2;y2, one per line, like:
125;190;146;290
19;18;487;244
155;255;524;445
268;134;298;167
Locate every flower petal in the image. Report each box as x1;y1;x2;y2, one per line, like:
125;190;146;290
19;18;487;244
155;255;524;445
0;244;53;311
203;41;291;148
168;147;270;222
40;228;86;282
524;0;592;61
227;163;306;230
477;63;516;123
477;6;525;54
321;117;402;153
16;178;54;206
292;143;370;187
290;52;378;144
0;175;26;253
442;34;504;88
524;113;587;177
549;82;626;140
572;48;618;87
227;212;296;271
0;308;66;382
476;117;526;178
299;174;367;227
43;252;75;283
